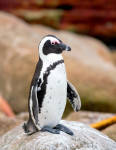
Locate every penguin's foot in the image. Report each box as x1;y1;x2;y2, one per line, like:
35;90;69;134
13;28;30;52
54;124;74;136
41;126;60;134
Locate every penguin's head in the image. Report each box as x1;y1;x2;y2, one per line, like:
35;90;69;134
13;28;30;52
39;35;71;59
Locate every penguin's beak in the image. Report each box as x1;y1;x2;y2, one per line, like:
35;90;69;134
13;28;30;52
65;45;71;51
59;43;71;51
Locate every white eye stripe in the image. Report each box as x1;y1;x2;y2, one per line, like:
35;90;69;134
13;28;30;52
39;36;60;58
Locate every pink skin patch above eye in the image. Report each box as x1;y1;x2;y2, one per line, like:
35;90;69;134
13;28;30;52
51;40;60;45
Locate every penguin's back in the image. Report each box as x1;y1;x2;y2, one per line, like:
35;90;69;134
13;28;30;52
38;62;67;128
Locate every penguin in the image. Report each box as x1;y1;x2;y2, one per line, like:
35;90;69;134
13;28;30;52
23;35;81;136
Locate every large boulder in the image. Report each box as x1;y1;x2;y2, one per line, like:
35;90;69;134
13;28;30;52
66;111;115;124
0;112;29;136
1;0;116;39
0;111;116;142
111;51;116;65
0;120;116;150
0;12;39;113
0;12;116;114
0;113;23;136
102;124;116;142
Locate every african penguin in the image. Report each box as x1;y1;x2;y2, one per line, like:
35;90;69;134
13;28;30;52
23;35;81;135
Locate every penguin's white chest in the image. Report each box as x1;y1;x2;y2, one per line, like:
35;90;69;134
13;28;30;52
39;63;67;128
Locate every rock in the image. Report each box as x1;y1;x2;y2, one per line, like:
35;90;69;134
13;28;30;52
66;111;116;125
0;12;116;114
1;0;116;40
111;51;116;66
0;120;116;150
0;12;39;113
0;112;29;136
66;111;116;142
102;124;116;141
0;111;6;118
16;112;29;121
0;114;23;136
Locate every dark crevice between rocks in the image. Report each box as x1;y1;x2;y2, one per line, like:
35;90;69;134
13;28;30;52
56;5;73;10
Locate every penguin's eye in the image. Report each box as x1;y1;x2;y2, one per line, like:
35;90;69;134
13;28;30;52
51;42;55;45
51;41;59;45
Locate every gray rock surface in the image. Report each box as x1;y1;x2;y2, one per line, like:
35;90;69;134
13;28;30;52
0;120;116;150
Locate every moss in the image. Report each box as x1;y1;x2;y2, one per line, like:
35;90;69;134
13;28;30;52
17;9;63;28
66;25;77;32
36;0;59;7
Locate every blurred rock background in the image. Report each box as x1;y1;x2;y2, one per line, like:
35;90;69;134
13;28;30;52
0;12;116;114
0;0;116;45
0;0;116;145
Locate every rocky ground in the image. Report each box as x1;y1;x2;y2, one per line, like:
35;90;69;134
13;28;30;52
0;12;116;114
0;111;116;142
0;120;116;150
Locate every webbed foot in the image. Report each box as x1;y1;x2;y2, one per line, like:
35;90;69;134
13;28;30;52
41;126;60;134
54;124;74;136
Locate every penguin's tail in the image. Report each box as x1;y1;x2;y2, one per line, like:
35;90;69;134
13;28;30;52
23;122;29;133
22;119;38;135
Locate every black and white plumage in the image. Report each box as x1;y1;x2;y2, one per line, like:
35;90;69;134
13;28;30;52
23;35;81;135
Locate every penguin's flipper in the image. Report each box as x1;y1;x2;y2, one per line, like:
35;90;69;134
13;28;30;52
29;78;43;132
67;81;81;112
31;84;40;125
